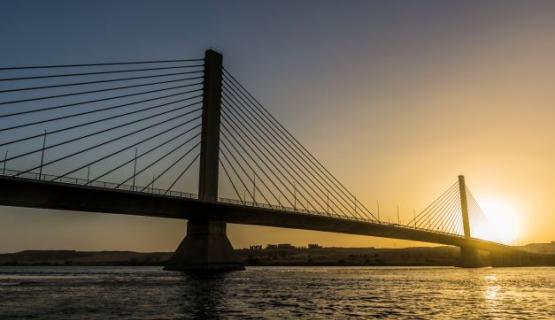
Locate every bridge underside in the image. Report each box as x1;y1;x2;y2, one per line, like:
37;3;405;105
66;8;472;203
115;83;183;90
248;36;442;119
0;176;513;256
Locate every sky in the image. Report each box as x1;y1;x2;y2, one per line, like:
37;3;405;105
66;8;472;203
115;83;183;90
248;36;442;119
1;0;554;252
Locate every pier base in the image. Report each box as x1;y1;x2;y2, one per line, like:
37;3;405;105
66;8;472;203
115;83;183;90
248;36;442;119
458;246;483;268
164;220;244;272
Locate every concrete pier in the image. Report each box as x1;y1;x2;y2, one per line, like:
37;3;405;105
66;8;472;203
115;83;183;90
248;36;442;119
165;220;244;271
458;245;483;268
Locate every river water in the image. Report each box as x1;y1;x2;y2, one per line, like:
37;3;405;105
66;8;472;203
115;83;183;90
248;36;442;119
0;266;553;319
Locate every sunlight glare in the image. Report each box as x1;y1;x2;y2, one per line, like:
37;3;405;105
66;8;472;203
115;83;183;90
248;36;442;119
473;198;520;244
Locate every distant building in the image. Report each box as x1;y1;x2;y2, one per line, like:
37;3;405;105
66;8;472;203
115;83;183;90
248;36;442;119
277;243;295;249
249;245;263;250
265;244;278;250
308;244;322;249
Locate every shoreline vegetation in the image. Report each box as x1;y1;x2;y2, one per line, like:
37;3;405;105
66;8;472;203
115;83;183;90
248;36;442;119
1;242;554;267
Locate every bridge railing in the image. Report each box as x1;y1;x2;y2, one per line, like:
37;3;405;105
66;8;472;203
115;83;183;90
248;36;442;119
217;196;469;238
217;196;363;221
0;168;198;200
0;168;470;239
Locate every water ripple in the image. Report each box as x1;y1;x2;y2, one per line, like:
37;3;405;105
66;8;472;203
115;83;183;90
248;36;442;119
0;266;554;319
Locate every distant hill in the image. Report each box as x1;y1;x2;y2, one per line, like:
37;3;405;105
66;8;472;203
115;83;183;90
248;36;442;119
0;250;171;266
0;247;460;266
519;242;555;254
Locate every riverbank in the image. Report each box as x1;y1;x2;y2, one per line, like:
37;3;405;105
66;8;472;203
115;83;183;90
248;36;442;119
1;242;554;266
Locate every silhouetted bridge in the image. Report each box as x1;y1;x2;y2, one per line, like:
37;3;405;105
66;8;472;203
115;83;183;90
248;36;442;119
0;50;533;270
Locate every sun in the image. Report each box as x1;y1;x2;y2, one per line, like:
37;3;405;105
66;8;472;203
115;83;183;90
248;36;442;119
471;197;520;244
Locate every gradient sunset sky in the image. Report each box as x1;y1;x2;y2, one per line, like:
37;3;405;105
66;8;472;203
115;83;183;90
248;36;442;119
1;0;554;252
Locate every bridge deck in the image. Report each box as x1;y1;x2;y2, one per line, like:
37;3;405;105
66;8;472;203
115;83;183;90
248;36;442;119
0;176;511;253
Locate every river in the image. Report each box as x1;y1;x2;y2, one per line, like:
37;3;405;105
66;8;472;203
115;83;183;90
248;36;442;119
0;266;553;319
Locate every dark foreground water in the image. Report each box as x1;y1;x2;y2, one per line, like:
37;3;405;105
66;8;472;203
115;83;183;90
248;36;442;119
0;266;554;319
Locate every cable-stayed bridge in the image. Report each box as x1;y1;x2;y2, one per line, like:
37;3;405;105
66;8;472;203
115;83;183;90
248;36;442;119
0;50;532;271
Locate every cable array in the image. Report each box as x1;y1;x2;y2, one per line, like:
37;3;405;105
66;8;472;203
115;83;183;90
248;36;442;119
405;180;496;237
465;186;495;240
0;55;496;241
0;57;204;198
406;181;465;235
217;68;378;221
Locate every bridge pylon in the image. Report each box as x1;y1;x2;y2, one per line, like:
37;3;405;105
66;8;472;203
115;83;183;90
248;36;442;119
457;175;483;267
165;49;244;272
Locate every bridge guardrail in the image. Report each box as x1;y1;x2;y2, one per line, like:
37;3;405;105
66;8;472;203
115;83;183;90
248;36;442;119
0;168;471;240
0;168;198;200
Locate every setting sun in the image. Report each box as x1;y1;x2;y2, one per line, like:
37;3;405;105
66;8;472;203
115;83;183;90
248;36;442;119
473;198;520;244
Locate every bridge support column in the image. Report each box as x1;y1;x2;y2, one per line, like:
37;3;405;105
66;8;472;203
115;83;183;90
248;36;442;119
457;175;483;267
165;49;244;272
165;220;244;271
459;245;482;268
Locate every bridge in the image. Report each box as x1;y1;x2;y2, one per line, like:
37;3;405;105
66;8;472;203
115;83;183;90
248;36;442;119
0;49;533;271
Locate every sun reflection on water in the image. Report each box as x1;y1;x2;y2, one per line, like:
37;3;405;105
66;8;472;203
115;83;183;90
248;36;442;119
484;274;499;301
